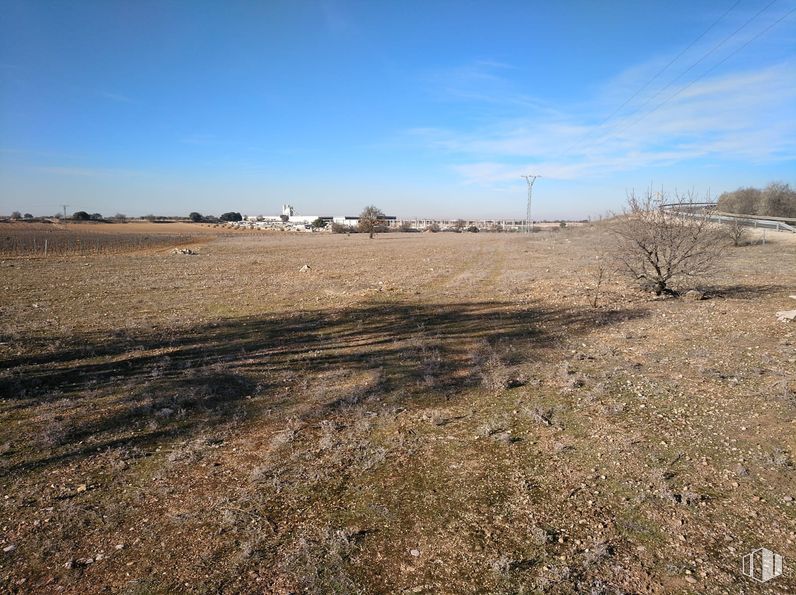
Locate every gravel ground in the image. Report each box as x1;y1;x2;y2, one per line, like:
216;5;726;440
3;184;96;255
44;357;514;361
0;225;794;593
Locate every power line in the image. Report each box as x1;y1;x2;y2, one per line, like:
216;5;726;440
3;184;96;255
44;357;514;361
592;0;743;133
562;0;779;161
597;0;779;133
604;5;796;139
554;0;744;160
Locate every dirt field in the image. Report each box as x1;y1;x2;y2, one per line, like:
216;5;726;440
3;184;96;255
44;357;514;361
1;226;794;593
0;221;223;257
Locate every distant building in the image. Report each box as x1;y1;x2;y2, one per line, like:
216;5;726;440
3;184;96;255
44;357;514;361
240;206;397;231
333;215;397;227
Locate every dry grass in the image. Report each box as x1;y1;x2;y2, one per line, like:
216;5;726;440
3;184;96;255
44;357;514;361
0;225;794;593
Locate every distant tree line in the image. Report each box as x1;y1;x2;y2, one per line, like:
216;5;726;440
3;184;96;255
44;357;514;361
189;212;241;222
72;211;105;221
717;182;795;218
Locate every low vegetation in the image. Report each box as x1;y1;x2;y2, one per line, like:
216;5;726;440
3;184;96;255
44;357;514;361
717;182;796;218
612;190;724;295
0;217;794;593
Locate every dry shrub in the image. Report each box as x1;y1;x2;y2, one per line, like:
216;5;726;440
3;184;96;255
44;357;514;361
282;525;366;594
472;343;510;392
612;189;724;296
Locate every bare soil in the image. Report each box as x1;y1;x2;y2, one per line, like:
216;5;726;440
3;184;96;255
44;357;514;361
0;226;794;593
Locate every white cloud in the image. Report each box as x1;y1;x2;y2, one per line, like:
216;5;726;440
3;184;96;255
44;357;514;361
410;58;796;184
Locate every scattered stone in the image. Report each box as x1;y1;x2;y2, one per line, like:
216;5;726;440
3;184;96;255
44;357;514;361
76;484;87;494
784;495;794;503
685;576;697;584
410;548;420;557
299;264;311;272
553;442;573;454
0;443;10;455
3;544;16;553
172;248;197;255
531;525;554;545
504;375;527;389
493;431;520;444
671;491;703;506
684;290;704;301
776;310;796;322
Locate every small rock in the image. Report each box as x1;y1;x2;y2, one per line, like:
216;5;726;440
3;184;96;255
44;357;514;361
776;310;796;322
410;548;420;557
299;264;311;272
76;484;87;493
3;544;16;553
685;576;697;584
684;290;704;301
504;375;527;389
784;495;794;502
531;526;553;545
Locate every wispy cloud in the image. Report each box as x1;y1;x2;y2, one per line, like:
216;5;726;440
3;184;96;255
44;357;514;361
100;91;135;103
409;55;796;184
422;60;559;113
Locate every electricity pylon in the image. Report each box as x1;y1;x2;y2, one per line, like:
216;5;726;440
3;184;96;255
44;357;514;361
521;175;540;233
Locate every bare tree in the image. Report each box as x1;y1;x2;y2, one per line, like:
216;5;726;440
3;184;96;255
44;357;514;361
726;218;747;247
588;261;607;308
612;189;724;296
358;205;385;239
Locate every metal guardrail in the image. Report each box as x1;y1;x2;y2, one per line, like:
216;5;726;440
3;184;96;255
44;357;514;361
668;208;796;233
711;210;796;224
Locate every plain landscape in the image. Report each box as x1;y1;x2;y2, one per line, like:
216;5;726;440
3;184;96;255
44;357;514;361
1;220;794;593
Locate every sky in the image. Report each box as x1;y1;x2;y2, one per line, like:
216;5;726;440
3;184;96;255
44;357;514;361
1;0;794;220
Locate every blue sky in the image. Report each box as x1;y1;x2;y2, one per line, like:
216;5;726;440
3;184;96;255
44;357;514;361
1;0;794;219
